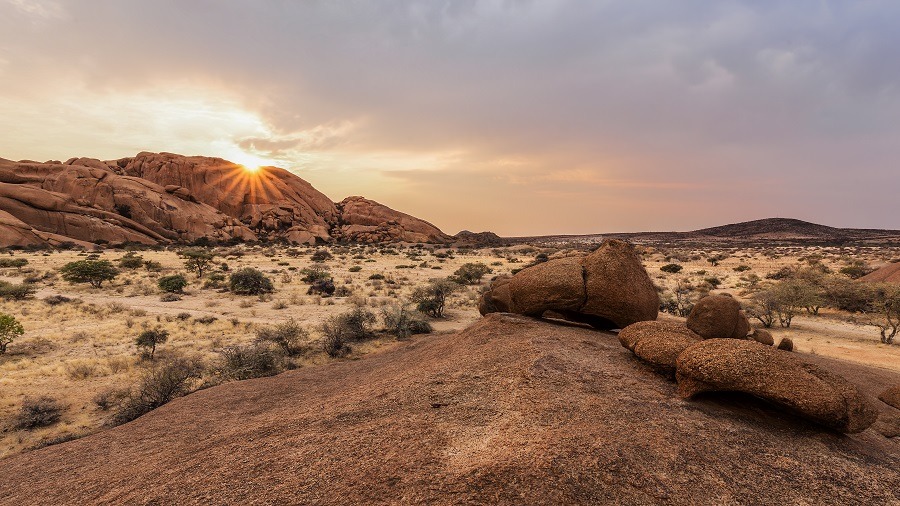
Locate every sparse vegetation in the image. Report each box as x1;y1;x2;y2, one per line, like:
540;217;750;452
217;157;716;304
60;259;119;288
158;274;188;294
229;268;274;295
411;278;458;318
0;312;24;354
14;396;63;430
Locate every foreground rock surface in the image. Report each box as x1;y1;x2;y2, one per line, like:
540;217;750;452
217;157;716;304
480;240;659;329
0;315;897;505
0;153;452;247
676;339;878;433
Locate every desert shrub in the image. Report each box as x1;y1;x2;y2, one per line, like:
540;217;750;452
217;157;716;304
112;357;204;425
160;292;181;302
14;396;63;430
218;344;284;380
660;263;683;274
766;266;795;280
307;279;336;296
382;305;433;338
118;252;144;269
229;268;274;295
60;259;119;288
43;294;73;306
180;248;216;277
194;315;217;325
144;260;163;272
321;323;350;358
256;318;308;356
311;249;333;262
0;281;35;300
822;277;873;313
136;328;169;359
368;273;385;280
450;263;492;285
300;267;331;283
0;258;28;268
202;272;226;289
157;274;188;294
65;360;98;380
93;388;130;411
348;266;362;273
733;265;752;272
321;308;377;357
411;279;458;318
0;312;24;354
334;285;353;297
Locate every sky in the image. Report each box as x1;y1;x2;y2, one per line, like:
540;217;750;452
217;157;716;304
1;0;898;236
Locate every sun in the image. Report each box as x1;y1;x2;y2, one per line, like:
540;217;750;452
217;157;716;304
242;164;262;174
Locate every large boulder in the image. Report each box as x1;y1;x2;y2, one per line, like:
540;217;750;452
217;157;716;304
508;256;584;316
479;240;658;329
676;339;878;433
618;320;702;374
580;240;659;328
686;294;750;339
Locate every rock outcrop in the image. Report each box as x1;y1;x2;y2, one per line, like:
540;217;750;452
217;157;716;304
859;262;900;283
1;315;897;505
0;153;454;247
676;339;878;433
479;240;659;329
879;385;900;410
336;196;453;244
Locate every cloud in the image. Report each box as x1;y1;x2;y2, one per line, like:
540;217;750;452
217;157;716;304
0;1;898;234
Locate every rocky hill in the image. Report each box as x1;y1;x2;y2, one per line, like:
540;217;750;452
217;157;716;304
0;314;897;504
860;262;900;283
0;152;453;248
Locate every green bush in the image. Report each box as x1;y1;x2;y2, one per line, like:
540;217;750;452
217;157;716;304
300;267;331;283
60;259;119;288
118;252;144;269
0;281;35;300
450;263;492;285
660;263;683;274
229;268;274;295
157;274;188;294
180;248;216;277
0;258;28;268
348;266;362;273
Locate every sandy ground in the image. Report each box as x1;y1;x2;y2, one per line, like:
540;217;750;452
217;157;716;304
0;241;898;458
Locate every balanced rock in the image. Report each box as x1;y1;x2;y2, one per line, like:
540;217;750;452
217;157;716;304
686;294;750;339
618;320;702;374
676;339;878;433
479;240;658;329
878;385;900;410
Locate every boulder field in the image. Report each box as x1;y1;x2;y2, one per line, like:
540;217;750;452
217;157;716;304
0;152;452;247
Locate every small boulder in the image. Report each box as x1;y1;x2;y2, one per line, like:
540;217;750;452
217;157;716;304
750;328;774;346
878;385;900;410
478;276;516;315
686;294;750;339
776;337;794;352
618;320;702;374
676;339;878;433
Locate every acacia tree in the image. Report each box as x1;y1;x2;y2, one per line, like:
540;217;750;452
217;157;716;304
411;279;458;318
0;312;24;354
181;248;216;278
867;284;900;345
746;289;778;328
136;328;169;359
60;259;119;288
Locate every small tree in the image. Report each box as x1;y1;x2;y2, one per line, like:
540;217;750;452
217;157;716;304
450;263;492;285
660;263;683;274
136;328;169;359
746;290;778;328
411;279;458;318
0;312;24;354
867;284;900;345
229;268;274;295
181;248;216;278
158;274;188;294
771;279;818;328
60;259;119;288
311;249;333;262
839;259;874;280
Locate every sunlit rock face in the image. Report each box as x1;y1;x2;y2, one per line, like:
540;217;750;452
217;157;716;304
0;152;453;247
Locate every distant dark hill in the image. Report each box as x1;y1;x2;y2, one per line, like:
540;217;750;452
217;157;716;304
691;218;899;241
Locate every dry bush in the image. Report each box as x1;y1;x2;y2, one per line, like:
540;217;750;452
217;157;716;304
112;356;204;426
217;344;284;381
14;396;63;430
65;359;100;380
